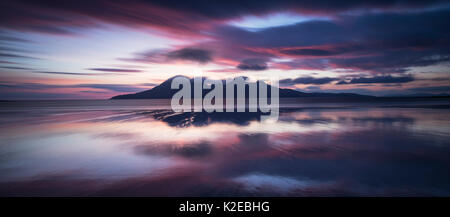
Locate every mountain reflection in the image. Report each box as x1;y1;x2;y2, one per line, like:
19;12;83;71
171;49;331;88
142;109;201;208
88;109;418;128
150;110;264;127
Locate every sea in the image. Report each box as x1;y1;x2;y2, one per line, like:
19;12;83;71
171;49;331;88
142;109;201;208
0;97;449;196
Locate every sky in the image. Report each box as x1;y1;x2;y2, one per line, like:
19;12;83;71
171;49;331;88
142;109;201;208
1;0;450;99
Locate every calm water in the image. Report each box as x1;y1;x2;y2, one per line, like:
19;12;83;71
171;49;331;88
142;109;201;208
0;99;450;196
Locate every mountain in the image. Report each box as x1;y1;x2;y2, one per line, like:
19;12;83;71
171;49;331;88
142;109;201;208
111;76;373;99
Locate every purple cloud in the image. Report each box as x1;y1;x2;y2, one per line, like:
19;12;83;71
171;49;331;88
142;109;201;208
337;75;415;85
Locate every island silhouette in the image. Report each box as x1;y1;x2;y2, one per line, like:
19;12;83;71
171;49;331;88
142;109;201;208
111;76;373;99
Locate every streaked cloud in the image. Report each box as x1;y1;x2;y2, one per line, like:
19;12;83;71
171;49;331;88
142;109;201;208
33;71;110;76
126;47;213;64
280;77;337;85
88;68;142;73
0;82;147;93
337;75;415;85
237;58;268;71
166;48;212;63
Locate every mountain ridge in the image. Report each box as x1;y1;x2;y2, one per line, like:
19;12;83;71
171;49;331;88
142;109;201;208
111;76;374;99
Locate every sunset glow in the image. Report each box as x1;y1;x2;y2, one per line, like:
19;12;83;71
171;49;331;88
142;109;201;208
1;0;450;99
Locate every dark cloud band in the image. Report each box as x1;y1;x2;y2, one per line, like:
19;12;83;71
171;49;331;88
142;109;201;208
337;75;415;85
280;77;337;85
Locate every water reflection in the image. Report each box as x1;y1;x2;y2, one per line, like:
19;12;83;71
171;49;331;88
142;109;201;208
0;103;449;196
